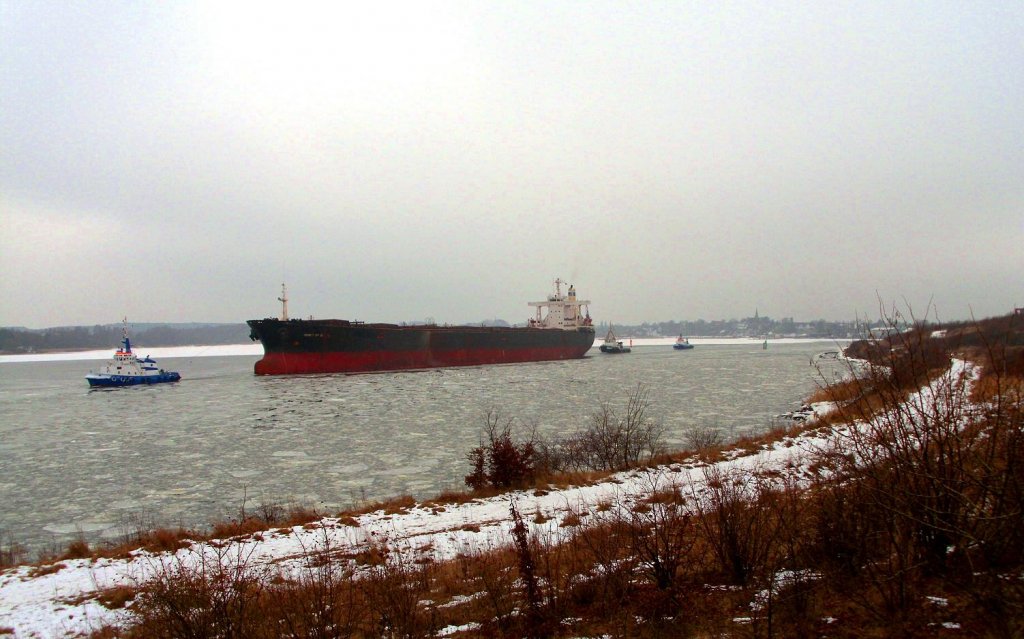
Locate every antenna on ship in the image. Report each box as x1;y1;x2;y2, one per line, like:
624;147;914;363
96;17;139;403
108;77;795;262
121;316;131;353
278;283;289;321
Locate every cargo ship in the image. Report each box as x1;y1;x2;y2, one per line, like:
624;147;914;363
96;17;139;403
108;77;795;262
247;280;595;375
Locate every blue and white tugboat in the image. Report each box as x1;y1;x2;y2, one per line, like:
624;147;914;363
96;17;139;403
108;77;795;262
85;320;181;387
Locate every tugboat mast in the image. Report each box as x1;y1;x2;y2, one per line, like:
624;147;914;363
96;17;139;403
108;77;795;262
278;283;289;321
120;317;132;353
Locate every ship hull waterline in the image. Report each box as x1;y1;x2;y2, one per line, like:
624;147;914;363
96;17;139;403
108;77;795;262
86;372;181;387
247;319;596;375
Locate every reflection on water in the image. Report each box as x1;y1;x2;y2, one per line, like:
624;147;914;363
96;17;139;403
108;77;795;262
0;342;844;551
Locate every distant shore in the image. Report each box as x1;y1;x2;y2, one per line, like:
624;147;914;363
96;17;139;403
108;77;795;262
0;343;263;363
0;337;848;364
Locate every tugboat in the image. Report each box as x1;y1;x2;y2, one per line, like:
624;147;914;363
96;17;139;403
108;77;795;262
673;335;694;350
85;320;181;387
599;327;631;353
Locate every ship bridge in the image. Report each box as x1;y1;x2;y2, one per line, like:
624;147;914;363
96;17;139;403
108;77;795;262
528;279;591;329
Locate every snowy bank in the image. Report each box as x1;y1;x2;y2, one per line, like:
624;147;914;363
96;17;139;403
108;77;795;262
0;360;974;637
0;344;263;364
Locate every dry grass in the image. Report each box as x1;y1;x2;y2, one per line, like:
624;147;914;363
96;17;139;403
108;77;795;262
560;512;583;527
210;517;274;540
60;539;91;560
99;527;196;559
807;377;862;404
533;468;613;490
339;494;418;518
425;487;495;506
95;585;136;610
27;562;64;578
646;450;691;467
0;540;27;569
971;373;1024;403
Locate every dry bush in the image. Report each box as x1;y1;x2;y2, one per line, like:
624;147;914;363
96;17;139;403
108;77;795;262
337;494;421;520
455;546;519;633
560;383;665;472
532;469;612;491
464;385;665;493
0;529;30;568
27;562;65;578
122;535;427;638
88;511;200;559
210;517;274;540
363;555;437;638
465;411;541;490
821;349;1008;572
691;466;787;586
810;310;1024;634
280;505;322;527
424;488;489;507
509;501;551;638
567;515;635;608
627;475;697;594
807;376;863;404
100;527;195;558
381;496;417;515
684;424;724;452
706;422;812;464
971;373;1024;404
141;527;194;553
0;541;27;569
266;531;367;639
126;545;268;638
60;538;91;560
95;585;136;610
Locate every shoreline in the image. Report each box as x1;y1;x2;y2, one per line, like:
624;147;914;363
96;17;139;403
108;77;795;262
0;343;264;363
0;337;849;364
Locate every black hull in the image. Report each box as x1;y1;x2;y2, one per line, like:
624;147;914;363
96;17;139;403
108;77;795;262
247;319;596;375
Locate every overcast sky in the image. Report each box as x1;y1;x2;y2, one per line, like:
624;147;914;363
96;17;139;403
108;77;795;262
2;1;1021;328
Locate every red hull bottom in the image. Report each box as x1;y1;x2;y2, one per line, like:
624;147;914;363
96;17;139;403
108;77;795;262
253;346;592;375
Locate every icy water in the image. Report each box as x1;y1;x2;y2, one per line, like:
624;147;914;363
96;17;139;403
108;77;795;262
0;341;845;552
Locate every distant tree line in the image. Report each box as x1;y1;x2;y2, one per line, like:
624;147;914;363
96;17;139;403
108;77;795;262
600;315;881;339
0;323;251;354
1;313;886;353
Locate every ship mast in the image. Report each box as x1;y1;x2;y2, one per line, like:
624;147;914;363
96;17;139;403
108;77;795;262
278;283;289;321
120;316;131;353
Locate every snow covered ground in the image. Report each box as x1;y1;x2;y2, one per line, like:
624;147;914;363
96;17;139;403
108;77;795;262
4;357;963;639
0;343;263;364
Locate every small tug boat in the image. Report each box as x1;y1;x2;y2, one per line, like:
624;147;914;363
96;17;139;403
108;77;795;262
673;335;694;350
599;327;631;353
86;320;181;387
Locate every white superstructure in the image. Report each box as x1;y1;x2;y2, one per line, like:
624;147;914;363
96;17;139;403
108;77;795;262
527;278;592;329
